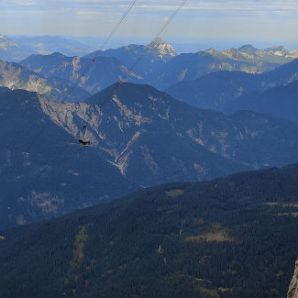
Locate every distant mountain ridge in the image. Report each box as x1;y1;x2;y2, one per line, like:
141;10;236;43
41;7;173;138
223;44;298;62
84;38;177;83
21;39;298;94
0;34;94;61
0;59;89;101
84;37;176;61
227;80;298;123
13;35;93;56
0;35;32;62
168;58;298;119
21;52;141;94
153;45;297;89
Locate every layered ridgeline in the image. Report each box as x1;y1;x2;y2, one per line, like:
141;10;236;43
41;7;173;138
227;80;298;123
150;45;298;89
2;82;298;229
168;58;298;118
21;39;298;93
13;35;93;57
85;39;298;89
84;38;177;83
0;59;89;101
1;165;298;297
0;34;93;61
20;52;141;94
0;35;32;62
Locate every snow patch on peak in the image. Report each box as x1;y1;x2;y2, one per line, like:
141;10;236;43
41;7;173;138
0;35;19;50
147;38;176;58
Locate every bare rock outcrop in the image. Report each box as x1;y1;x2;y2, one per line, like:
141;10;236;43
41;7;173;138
287;260;298;298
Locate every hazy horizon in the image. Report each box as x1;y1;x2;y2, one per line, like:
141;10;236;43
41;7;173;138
1;0;298;52
5;34;298;54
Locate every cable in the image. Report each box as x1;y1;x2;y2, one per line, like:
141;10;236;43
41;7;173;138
99;0;137;52
67;0;138;100
9;0;189;212
128;0;189;74
4;0;138;206
18;0;187;155
94;0;189;110
17;0;138;155
154;0;189;45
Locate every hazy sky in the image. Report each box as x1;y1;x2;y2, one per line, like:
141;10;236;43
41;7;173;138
1;0;298;48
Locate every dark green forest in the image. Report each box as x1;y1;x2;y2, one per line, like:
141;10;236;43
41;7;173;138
1;165;298;297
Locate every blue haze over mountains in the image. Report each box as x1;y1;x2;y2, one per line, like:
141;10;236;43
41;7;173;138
1;32;298;297
1;34;297;123
0;34;298;229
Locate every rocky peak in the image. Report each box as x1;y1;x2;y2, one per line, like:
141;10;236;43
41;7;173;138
87;82;173;112
287;259;298;298
265;45;288;57
147;38;176;57
0;35;11;42
238;44;258;53
0;35;19;50
267;45;286;52
204;48;222;57
290;50;298;58
0;35;7;41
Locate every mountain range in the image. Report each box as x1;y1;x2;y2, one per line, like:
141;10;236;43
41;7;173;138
13;35;93;57
84;38;176;83
0;59;89;101
2;83;298;229
0;35;32;62
18;38;298;94
1;36;297;112
168;58;298;122
85;39;298;88
1;164;298;297
227;80;298;123
0;35;94;61
1;34;298;298
149;45;298;90
20;52;140;94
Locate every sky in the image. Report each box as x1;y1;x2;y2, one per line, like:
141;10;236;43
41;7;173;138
0;0;298;49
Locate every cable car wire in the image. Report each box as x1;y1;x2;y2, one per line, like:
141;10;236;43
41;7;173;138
18;0;138;153
95;0;189;110
11;0;189;203
6;0;139;202
68;0;138;98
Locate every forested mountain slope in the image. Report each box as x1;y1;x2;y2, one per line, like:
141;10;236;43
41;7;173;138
1;165;298;297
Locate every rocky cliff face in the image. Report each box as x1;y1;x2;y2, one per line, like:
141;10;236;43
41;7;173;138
288;260;298;298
